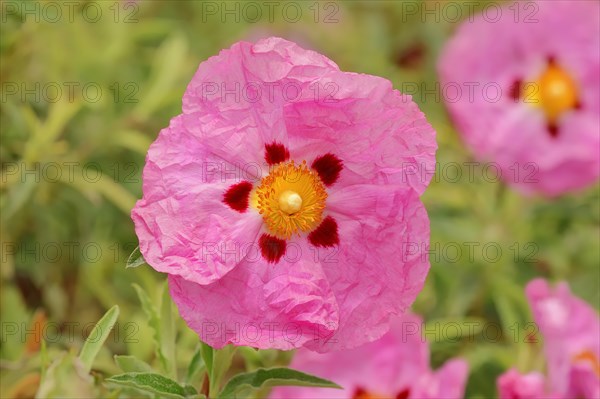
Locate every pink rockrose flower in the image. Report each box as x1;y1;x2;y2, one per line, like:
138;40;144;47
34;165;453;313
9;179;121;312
497;279;600;398
131;37;436;351
438;1;600;196
270;313;469;399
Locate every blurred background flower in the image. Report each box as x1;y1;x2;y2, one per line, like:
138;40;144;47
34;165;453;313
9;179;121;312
438;0;600;196
270;312;468;399
1;1;598;398
498;278;600;399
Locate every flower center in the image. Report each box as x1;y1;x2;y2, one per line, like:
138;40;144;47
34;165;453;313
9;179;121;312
573;350;600;377
256;160;327;239
523;62;579;124
278;190;303;214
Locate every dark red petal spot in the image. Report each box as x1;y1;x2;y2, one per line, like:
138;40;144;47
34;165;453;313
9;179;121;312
259;234;286;263
223;181;253;212
396;389;410;399
264;142;290;165
547;123;559;138
308;216;339;248
509;79;522;102
352;388;367;399
311;153;343;186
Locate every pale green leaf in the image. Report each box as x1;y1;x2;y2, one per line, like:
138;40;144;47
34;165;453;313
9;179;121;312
78;305;120;373
132;284;170;375
185;346;204;384
160;281;176;379
126;246;146;268
106;373;197;399
218;368;341;399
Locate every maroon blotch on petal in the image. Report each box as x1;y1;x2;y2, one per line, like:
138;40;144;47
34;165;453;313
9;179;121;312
223;181;253;212
308;216;339;248
311;153;343;186
259;234;286;263
265;142;290;165
396;389;410;399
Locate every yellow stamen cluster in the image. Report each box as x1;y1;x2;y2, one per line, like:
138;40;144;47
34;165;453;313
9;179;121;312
573;350;600;378
523;62;579;124
255;160;327;239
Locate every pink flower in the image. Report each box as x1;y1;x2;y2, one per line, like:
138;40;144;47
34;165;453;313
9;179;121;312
497;279;600;398
497;369;547;399
528;279;600;398
438;1;600;196
131;37;436;351
270;313;469;399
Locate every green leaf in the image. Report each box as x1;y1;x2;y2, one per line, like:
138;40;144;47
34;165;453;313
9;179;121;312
78;305;120;373
185;346;204;384
209;345;236;398
114;355;153;373
160;281;177;379
218;367;342;399
126;246;147;268
200;342;214;377
132;284;170;376
106;372;198;399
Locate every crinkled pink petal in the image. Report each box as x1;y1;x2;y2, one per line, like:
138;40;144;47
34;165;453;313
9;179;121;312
132;115;263;285
168;239;339;350
303;185;430;352
438;0;600;196
284;73;436;194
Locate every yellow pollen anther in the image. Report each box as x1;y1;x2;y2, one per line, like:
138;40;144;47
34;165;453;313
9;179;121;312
278;190;303;215
256;160;327;239
523;62;579;124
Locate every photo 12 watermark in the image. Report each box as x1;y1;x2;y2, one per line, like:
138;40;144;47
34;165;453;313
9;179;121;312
1;1;139;24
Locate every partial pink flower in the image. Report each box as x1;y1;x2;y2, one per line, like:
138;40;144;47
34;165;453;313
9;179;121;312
527;278;600;398
497;279;600;398
270;313;469;399
497;369;547;399
131;37;436;351
438;1;600;196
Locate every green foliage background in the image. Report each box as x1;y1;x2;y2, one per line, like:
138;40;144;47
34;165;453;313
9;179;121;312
1;1;598;398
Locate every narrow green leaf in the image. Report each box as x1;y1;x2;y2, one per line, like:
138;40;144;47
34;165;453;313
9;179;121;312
185;346;204;384
210;345;236;397
200;342;214;377
132;284;170;376
126;246;147;268
161;281;177;379
114;355;153;373
218;367;342;399
106;372;197;399
79;305;120;373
